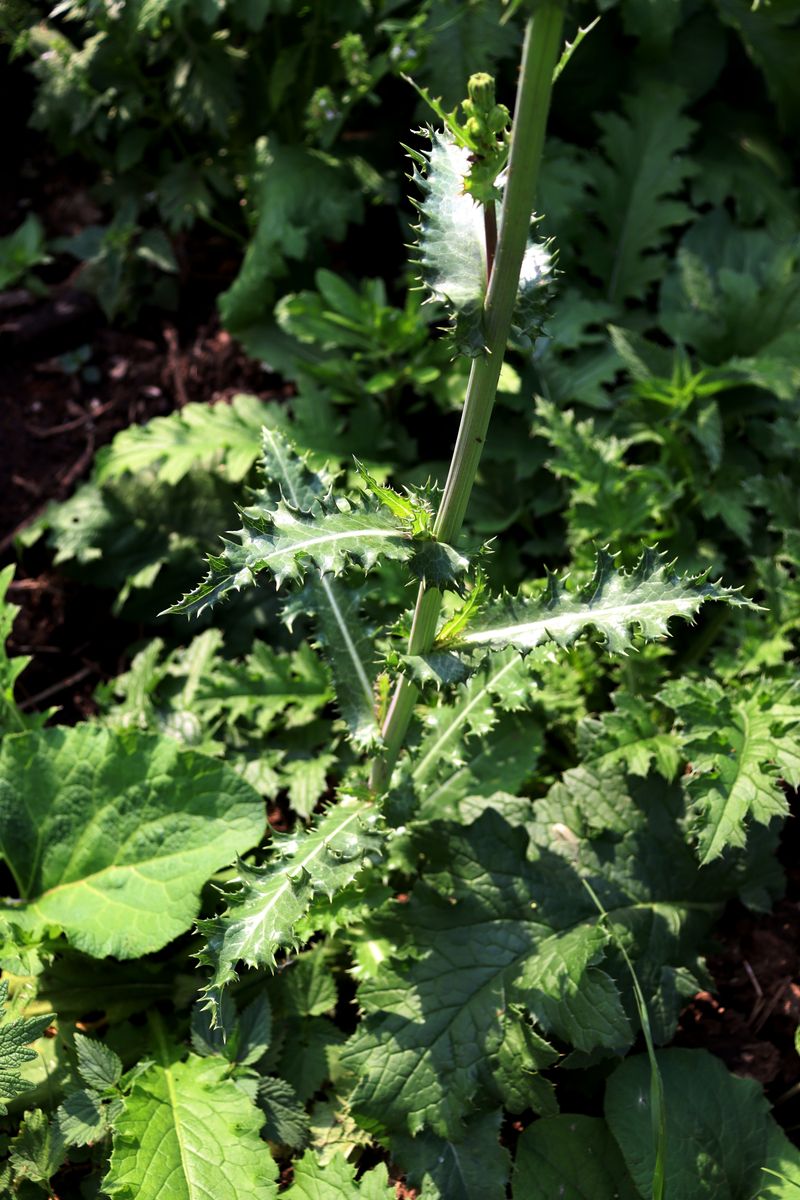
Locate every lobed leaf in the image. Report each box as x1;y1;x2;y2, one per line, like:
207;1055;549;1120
661;676;800;863
441;548;750;660
197;796;383;1011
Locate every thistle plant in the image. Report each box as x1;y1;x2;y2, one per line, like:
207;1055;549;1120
169;1;747;1010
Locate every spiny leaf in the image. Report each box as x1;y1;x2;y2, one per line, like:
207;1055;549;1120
284;1149;394;1197
660;676;800;864
410;649;542;789
198;797;384;1013
439;548;750;660
287;578;381;748
167;496;413;618
413;130;553;357
0;979;53;1115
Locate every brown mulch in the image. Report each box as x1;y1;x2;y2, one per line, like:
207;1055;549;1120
2;298;283;722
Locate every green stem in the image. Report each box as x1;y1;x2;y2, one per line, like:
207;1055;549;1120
369;4;565;793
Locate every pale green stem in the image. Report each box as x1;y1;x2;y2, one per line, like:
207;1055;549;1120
370;4;565;793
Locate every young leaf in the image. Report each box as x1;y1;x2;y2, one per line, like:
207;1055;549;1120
660;677;800;863
74;1033;123;1091
197;796;383;1008
0;979;53;1115
441;548;749;659
103;1054;279;1200
284;1149;394;1198
9;1109;65;1187
0;565;50;734
0;727;265;958
57;1088;110;1147
413;130;552;356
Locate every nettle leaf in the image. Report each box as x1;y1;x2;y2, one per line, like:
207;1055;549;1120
57;1087;111;1147
511;1115;638;1200
605;1049;800;1200
660;677;800;864
0;979;53;1115
414;130;552;356
1;565;51;733
391;1109;511;1200
584;84;697;303
95;395;269;486
441;549;748;661
9;1108;65;1187
103;1053;279;1200
0;727;265;958
74;1032;123;1091
343;811;632;1139
284;1149;394;1198
257;1076;310;1150
198;797;383;1009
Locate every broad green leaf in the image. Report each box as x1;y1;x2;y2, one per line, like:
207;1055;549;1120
103;1053;279;1200
444;549;749;659
343;811;631;1138
0;980;53;1114
198;797;383;1006
95;395;268;486
605;1049;800;1200
414;130;552;356
512;1115;638;1199
284;1149;394;1198
391;1109;511;1200
0;727;265;958
661;677;800;863
584;85;696;303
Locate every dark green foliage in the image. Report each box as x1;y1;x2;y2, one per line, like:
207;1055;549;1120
2;2;800;1197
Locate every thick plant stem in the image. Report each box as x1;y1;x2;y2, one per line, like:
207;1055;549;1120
370;4;565;794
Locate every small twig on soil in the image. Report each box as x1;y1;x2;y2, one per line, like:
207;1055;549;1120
18;664;94;711
25;399;115;438
753;976;792;1033
56;432;96;493
164;324;189;408
12;473;42;497
743;959;764;1024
